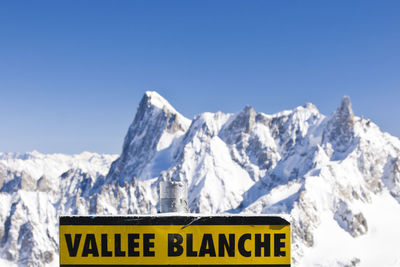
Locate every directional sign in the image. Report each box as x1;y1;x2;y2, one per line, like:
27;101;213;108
60;215;290;266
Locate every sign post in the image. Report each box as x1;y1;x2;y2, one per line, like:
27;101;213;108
60;215;290;266
159;180;188;213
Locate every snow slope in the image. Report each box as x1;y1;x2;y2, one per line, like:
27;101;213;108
0;152;117;266
1;91;400;266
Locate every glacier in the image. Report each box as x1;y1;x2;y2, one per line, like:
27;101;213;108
1;91;400;266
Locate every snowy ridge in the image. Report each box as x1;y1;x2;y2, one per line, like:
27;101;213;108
0;152;117;266
0;151;118;180
0;91;400;266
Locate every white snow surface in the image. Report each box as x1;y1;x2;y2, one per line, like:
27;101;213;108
1;92;400;266
0;151;117;266
0;151;118;179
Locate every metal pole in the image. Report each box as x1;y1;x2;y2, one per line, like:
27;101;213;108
159;180;188;213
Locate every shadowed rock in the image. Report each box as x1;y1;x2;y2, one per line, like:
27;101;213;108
325;95;355;153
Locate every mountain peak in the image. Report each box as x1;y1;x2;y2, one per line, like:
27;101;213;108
242;105;256;115
106;91;191;183
220;105;256;140
303;102;318;111
140;91;178;114
325;95;355;152
332;95;355;130
337;95;354;120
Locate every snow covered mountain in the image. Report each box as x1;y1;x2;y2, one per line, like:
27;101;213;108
0;152;118;266
1;91;400;266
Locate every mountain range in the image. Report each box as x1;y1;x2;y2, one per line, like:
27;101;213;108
1;91;400;266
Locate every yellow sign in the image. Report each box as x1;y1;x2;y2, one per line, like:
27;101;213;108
59;215;290;266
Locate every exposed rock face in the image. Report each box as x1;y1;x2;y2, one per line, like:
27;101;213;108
325;95;355;154
220;106;275;181
334;200;368;237
36;176;53;193
383;156;400;203
106;91;191;184
1;92;400;266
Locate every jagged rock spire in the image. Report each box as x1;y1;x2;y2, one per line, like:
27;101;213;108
334;95;354;128
325;95;355;152
221;105;256;144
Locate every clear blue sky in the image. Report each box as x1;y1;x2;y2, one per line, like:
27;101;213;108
1;1;399;154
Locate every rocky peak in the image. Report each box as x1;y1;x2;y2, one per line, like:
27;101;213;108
122;92;190;150
220;105;256;144
324;96;356;153
131;92;183;134
106;92;190;183
238;105;257;134
303;102;317;110
334;95;355;127
139;91;180;115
